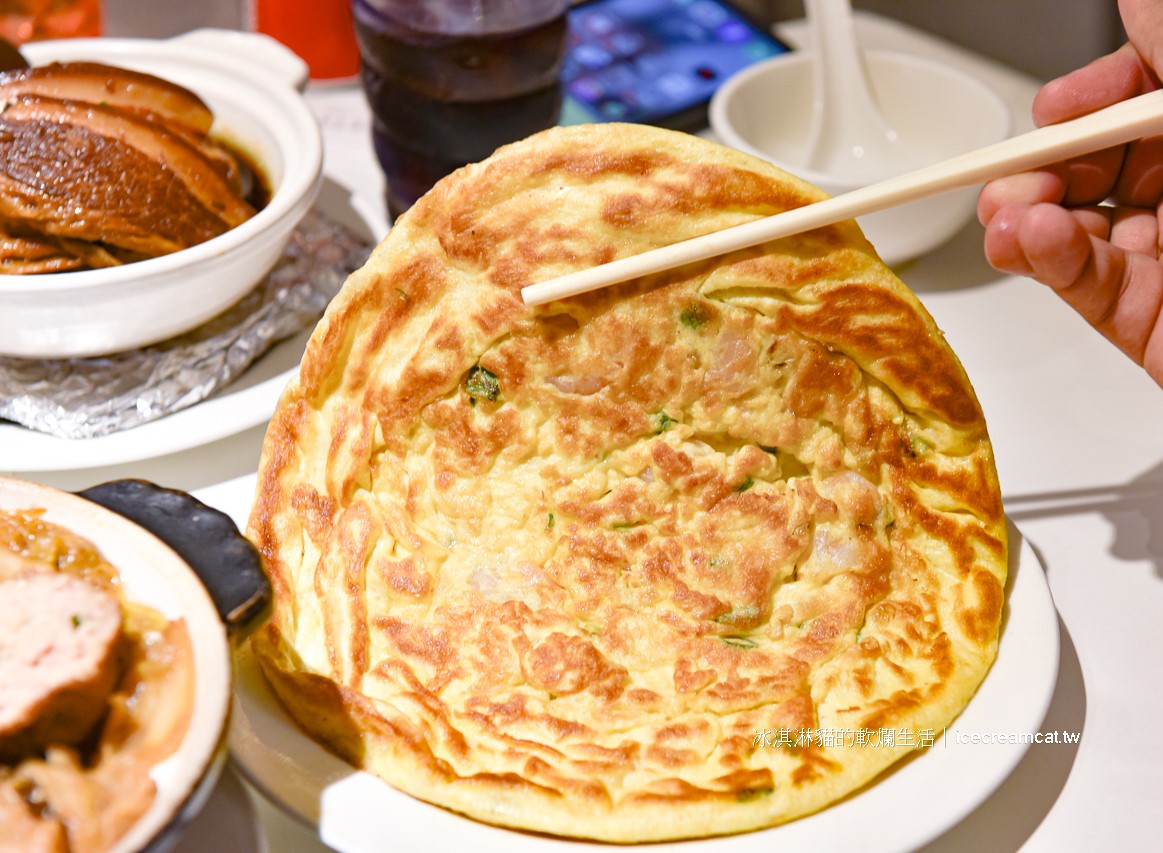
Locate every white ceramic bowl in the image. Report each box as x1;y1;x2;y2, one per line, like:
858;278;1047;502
709;50;1011;265
1;30;323;358
0;475;269;853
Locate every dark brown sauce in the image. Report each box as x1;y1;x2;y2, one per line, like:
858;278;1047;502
227;137;271;213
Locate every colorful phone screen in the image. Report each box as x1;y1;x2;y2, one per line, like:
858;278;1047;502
560;0;789;129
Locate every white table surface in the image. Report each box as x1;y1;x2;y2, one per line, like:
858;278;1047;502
11;12;1163;853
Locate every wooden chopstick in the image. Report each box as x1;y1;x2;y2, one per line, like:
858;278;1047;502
521;89;1163;306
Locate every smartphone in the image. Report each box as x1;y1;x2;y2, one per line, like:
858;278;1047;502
559;0;790;131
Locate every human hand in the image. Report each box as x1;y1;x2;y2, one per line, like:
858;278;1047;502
978;0;1163;386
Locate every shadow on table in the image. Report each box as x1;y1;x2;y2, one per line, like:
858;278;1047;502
917;610;1085;852
889;218;1002;295
171;765;263;853
1006;463;1163;581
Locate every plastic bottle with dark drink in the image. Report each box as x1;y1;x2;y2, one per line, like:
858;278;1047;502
351;0;570;220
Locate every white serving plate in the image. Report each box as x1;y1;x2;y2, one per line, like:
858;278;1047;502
0;329;307;472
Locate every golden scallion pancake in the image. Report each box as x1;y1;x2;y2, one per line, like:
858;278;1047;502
247;123;1006;841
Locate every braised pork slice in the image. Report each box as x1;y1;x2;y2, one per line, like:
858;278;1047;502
0;95;242;257
0;61;214;136
0;573;124;762
0;60;260;271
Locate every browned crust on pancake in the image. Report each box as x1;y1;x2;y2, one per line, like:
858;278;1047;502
248;123;1006;841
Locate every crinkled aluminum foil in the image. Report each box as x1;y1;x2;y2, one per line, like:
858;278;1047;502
0;208;373;440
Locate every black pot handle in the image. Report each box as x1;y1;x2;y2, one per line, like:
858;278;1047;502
77;479;270;639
